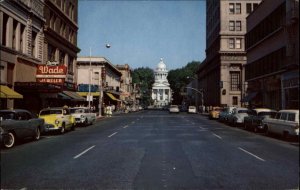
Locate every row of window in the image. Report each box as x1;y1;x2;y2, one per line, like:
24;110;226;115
47;43;74;74
52;0;76;22
1;13;39;59
229;2;259;14
49;12;76;44
246;3;285;49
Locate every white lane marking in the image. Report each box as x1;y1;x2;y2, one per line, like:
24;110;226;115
199;126;204;129
73;145;95;159
123;125;129;128
212;133;222;139
108;132;118;138
131;121;135;124
238;147;265;162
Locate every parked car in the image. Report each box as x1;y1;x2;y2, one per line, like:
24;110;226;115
209;107;222;119
39;107;75;134
263;109;299;139
244;108;277;132
218;106;235;122
227;107;249;127
188;106;197;114
69;107;96;127
169;105;180;113
0;109;45;148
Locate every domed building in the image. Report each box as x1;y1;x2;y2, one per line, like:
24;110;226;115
151;58;172;107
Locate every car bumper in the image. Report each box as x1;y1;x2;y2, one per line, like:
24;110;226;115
44;124;62;132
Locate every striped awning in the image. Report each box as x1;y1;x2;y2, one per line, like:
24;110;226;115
106;92;121;101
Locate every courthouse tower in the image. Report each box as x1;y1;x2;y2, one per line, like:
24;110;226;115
151;58;171;107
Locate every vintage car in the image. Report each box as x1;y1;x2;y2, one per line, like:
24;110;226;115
263;109;299;139
243;108;277;132
209;107;222;119
218;106;235;122
39;107;75;134
227;107;249;127
69;107;96;126
0;109;45;148
188;106;197;114
169;105;180;113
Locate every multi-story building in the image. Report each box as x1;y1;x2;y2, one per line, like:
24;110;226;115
0;0;45;110
116;64;133;106
197;0;261;108
76;56;122;113
245;0;299;109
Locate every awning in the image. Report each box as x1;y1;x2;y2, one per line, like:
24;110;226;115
58;92;72;100
241;92;258;102
106;92;121;101
0;85;23;99
62;91;85;101
77;92;100;97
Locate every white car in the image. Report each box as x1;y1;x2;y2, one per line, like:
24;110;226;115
69;107;96;126
188;106;197;114
263;109;299;139
169;105;180;113
227;107;249;127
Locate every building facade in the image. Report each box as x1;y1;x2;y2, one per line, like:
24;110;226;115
245;0;299;109
116;64;133;106
76;56;122;113
197;0;261;108
151;58;171;107
0;0;45;110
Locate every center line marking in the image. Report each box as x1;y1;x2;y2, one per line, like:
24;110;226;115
123;125;129;128
212;133;222;139
73;145;95;159
238;147;265;162
108;132;118;138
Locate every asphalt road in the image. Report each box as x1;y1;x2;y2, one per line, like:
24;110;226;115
1;110;299;190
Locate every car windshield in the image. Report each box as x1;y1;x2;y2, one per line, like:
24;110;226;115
0;112;15;120
40;109;62;115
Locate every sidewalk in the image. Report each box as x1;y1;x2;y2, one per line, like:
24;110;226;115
96;111;125;120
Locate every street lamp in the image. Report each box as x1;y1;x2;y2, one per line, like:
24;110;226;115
185;87;204;111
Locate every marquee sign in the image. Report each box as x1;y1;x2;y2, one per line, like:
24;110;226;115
36;65;67;84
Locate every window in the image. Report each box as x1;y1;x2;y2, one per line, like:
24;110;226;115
232;96;238;105
12;20;17;50
68;56;74;74
20;25;25;53
48;44;56;61
230;71;240;91
229;21;235;31
32;31;37;57
280;113;288;120
229;38;235;49
236;21;241;31
59;50;65;64
229;3;235;14
275;113;281;119
236;3;241;14
246;3;252;14
253;3;259;10
2;13;9;46
236;38;242;49
287;113;296;122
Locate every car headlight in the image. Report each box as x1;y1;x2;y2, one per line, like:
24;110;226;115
55;119;60;125
80;115;84;118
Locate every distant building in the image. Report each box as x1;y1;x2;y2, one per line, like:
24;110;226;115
116;64;133;106
197;0;261;108
245;0;299;109
151;58;171;107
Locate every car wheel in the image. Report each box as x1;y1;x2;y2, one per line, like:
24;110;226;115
3;132;16;148
34;127;41;140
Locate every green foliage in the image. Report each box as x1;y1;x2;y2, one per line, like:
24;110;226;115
167;61;201;104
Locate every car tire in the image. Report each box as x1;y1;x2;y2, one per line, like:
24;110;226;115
34;127;41;140
4;132;16;148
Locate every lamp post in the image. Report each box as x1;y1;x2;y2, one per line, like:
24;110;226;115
185;87;204;110
88;47;92;110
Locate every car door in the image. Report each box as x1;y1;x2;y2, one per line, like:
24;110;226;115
286;113;296;134
278;112;288;134
63;108;72;128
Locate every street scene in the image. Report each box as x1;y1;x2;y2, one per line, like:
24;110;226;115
1;110;299;189
0;0;299;189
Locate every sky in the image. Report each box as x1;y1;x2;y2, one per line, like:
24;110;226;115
78;0;206;70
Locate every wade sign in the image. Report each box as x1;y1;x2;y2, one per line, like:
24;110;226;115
37;65;67;75
36;65;67;84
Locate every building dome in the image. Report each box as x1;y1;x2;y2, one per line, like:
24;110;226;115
156;58;167;71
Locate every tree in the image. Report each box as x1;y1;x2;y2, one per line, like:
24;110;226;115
132;67;154;106
167;61;201;104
